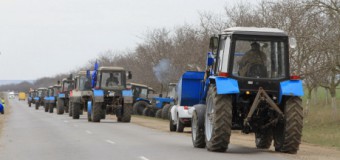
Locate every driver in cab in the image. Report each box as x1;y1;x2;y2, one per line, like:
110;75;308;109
106;73;119;87
238;42;267;77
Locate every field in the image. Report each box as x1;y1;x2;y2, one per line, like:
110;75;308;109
302;88;340;149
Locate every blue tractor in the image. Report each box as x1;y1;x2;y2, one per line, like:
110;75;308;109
27;90;37;107
87;66;133;123
133;83;176;118
34;88;47;110
44;85;61;113
185;27;303;154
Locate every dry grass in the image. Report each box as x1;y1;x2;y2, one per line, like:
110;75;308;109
302;88;340;149
0;92;10;136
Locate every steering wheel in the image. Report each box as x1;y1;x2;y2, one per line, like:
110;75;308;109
246;64;267;78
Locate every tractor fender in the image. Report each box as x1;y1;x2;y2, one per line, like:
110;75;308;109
210;76;240;95
58;93;65;98
170;105;178;125
136;98;151;104
93;89;104;102
279;80;304;103
122;90;133;104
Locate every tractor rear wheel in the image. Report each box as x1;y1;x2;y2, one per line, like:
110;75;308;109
133;101;148;115
44;104;49;112
155;109;162;118
29;102;31;107
205;86;232;152
161;104;171;119
255;129;273;149
49;104;54;113
73;103;80;119
273;96;303;154
142;108;150;116
35;103;39;110
91;102;102;122
69;102;73;117
120;104;132;122
57;99;64;115
192;104;206;148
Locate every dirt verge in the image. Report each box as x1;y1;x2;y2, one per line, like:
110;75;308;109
126;115;340;160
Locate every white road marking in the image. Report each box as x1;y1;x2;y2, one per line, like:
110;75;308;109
139;156;149;160
86;130;92;134
105;140;116;144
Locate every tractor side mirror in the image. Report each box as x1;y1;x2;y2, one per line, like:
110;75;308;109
289;37;297;49
127;71;132;79
209;36;219;50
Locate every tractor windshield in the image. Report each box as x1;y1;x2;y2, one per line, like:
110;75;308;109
38;90;43;97
232;39;287;79
63;81;74;91
78;76;92;91
100;71;123;89
53;87;60;96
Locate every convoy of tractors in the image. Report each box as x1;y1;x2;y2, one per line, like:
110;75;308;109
20;27;304;154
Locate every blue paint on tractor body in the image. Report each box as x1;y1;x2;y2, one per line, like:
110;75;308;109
212;76;240;94
177;71;205;106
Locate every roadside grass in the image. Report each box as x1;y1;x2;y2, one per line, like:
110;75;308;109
0;92;9;136
302;88;340;149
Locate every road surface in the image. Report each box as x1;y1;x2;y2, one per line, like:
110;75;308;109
0;99;286;160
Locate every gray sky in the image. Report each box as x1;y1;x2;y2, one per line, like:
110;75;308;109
0;0;230;80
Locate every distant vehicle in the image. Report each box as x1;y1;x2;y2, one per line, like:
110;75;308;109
8;92;15;99
18;92;26;101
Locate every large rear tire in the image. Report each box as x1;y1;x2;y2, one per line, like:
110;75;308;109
120;104;132;122
57;99;64;115
161;104;171;119
91;102;102;122
142;107;150;116
273;97;303;154
49;104;54;113
29;102;31;107
73;103;80;119
155;109;162;118
192;104;206;148
45;103;49;112
133;101;148;115
35;103;39;110
69;101;73;117
205;86;232;152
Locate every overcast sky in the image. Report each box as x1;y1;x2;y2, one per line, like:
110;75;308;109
0;0;232;80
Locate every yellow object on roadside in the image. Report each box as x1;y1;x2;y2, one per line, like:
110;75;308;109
18;92;26;101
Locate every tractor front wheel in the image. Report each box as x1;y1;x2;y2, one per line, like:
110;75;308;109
133;101;148;115
73;103;80;119
192;104;206;148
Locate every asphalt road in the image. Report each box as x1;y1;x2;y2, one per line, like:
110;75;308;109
0;99;287;160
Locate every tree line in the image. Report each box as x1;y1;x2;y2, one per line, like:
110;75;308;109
1;0;339;112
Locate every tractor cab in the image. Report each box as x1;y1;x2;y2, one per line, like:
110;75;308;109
75;71;92;91
61;78;74;93
95;67;132;95
208;27;297;99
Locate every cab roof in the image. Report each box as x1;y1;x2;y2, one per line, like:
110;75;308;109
223;27;288;36
98;67;125;71
128;83;148;88
37;87;47;90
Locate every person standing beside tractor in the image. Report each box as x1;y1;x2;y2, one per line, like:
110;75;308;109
238;42;268;77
